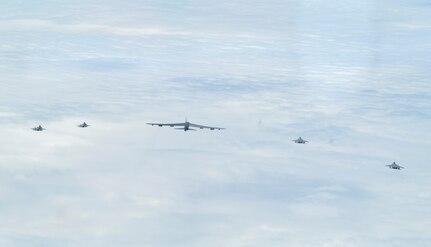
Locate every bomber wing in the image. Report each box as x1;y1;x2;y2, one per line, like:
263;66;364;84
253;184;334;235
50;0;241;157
189;123;225;130
147;122;185;127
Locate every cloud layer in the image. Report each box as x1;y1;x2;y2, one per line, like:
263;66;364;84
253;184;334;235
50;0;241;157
1;0;430;246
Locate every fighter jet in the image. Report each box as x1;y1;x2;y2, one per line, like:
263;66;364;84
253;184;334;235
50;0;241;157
386;162;404;170
147;119;225;131
32;125;45;131
78;122;90;128
292;137;308;144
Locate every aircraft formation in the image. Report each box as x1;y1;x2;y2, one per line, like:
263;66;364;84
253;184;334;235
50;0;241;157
32;122;89;131
31;119;404;170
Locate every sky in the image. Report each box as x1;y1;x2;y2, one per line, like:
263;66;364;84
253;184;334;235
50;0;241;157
0;0;431;246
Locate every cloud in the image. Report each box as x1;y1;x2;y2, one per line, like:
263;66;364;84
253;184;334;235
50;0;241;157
0;19;189;36
1;0;431;246
394;22;431;30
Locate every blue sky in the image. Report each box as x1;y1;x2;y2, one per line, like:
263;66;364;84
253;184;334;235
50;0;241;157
0;1;430;246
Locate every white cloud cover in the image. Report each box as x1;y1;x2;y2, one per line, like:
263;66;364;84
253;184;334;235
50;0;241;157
0;0;431;246
0;19;189;36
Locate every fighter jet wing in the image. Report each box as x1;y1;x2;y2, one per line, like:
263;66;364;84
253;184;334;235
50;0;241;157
189;123;225;130
292;139;307;142
147;122;185;127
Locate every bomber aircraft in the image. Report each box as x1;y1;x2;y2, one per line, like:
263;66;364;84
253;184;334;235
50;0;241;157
32;125;45;131
292;137;308;144
147;119;225;131
386;162;404;170
78;122;90;128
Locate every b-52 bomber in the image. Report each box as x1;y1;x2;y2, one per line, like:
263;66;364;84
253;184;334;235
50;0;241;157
147;119;225;131
386;162;404;170
292;137;308;144
78;122;90;128
32;125;45;131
